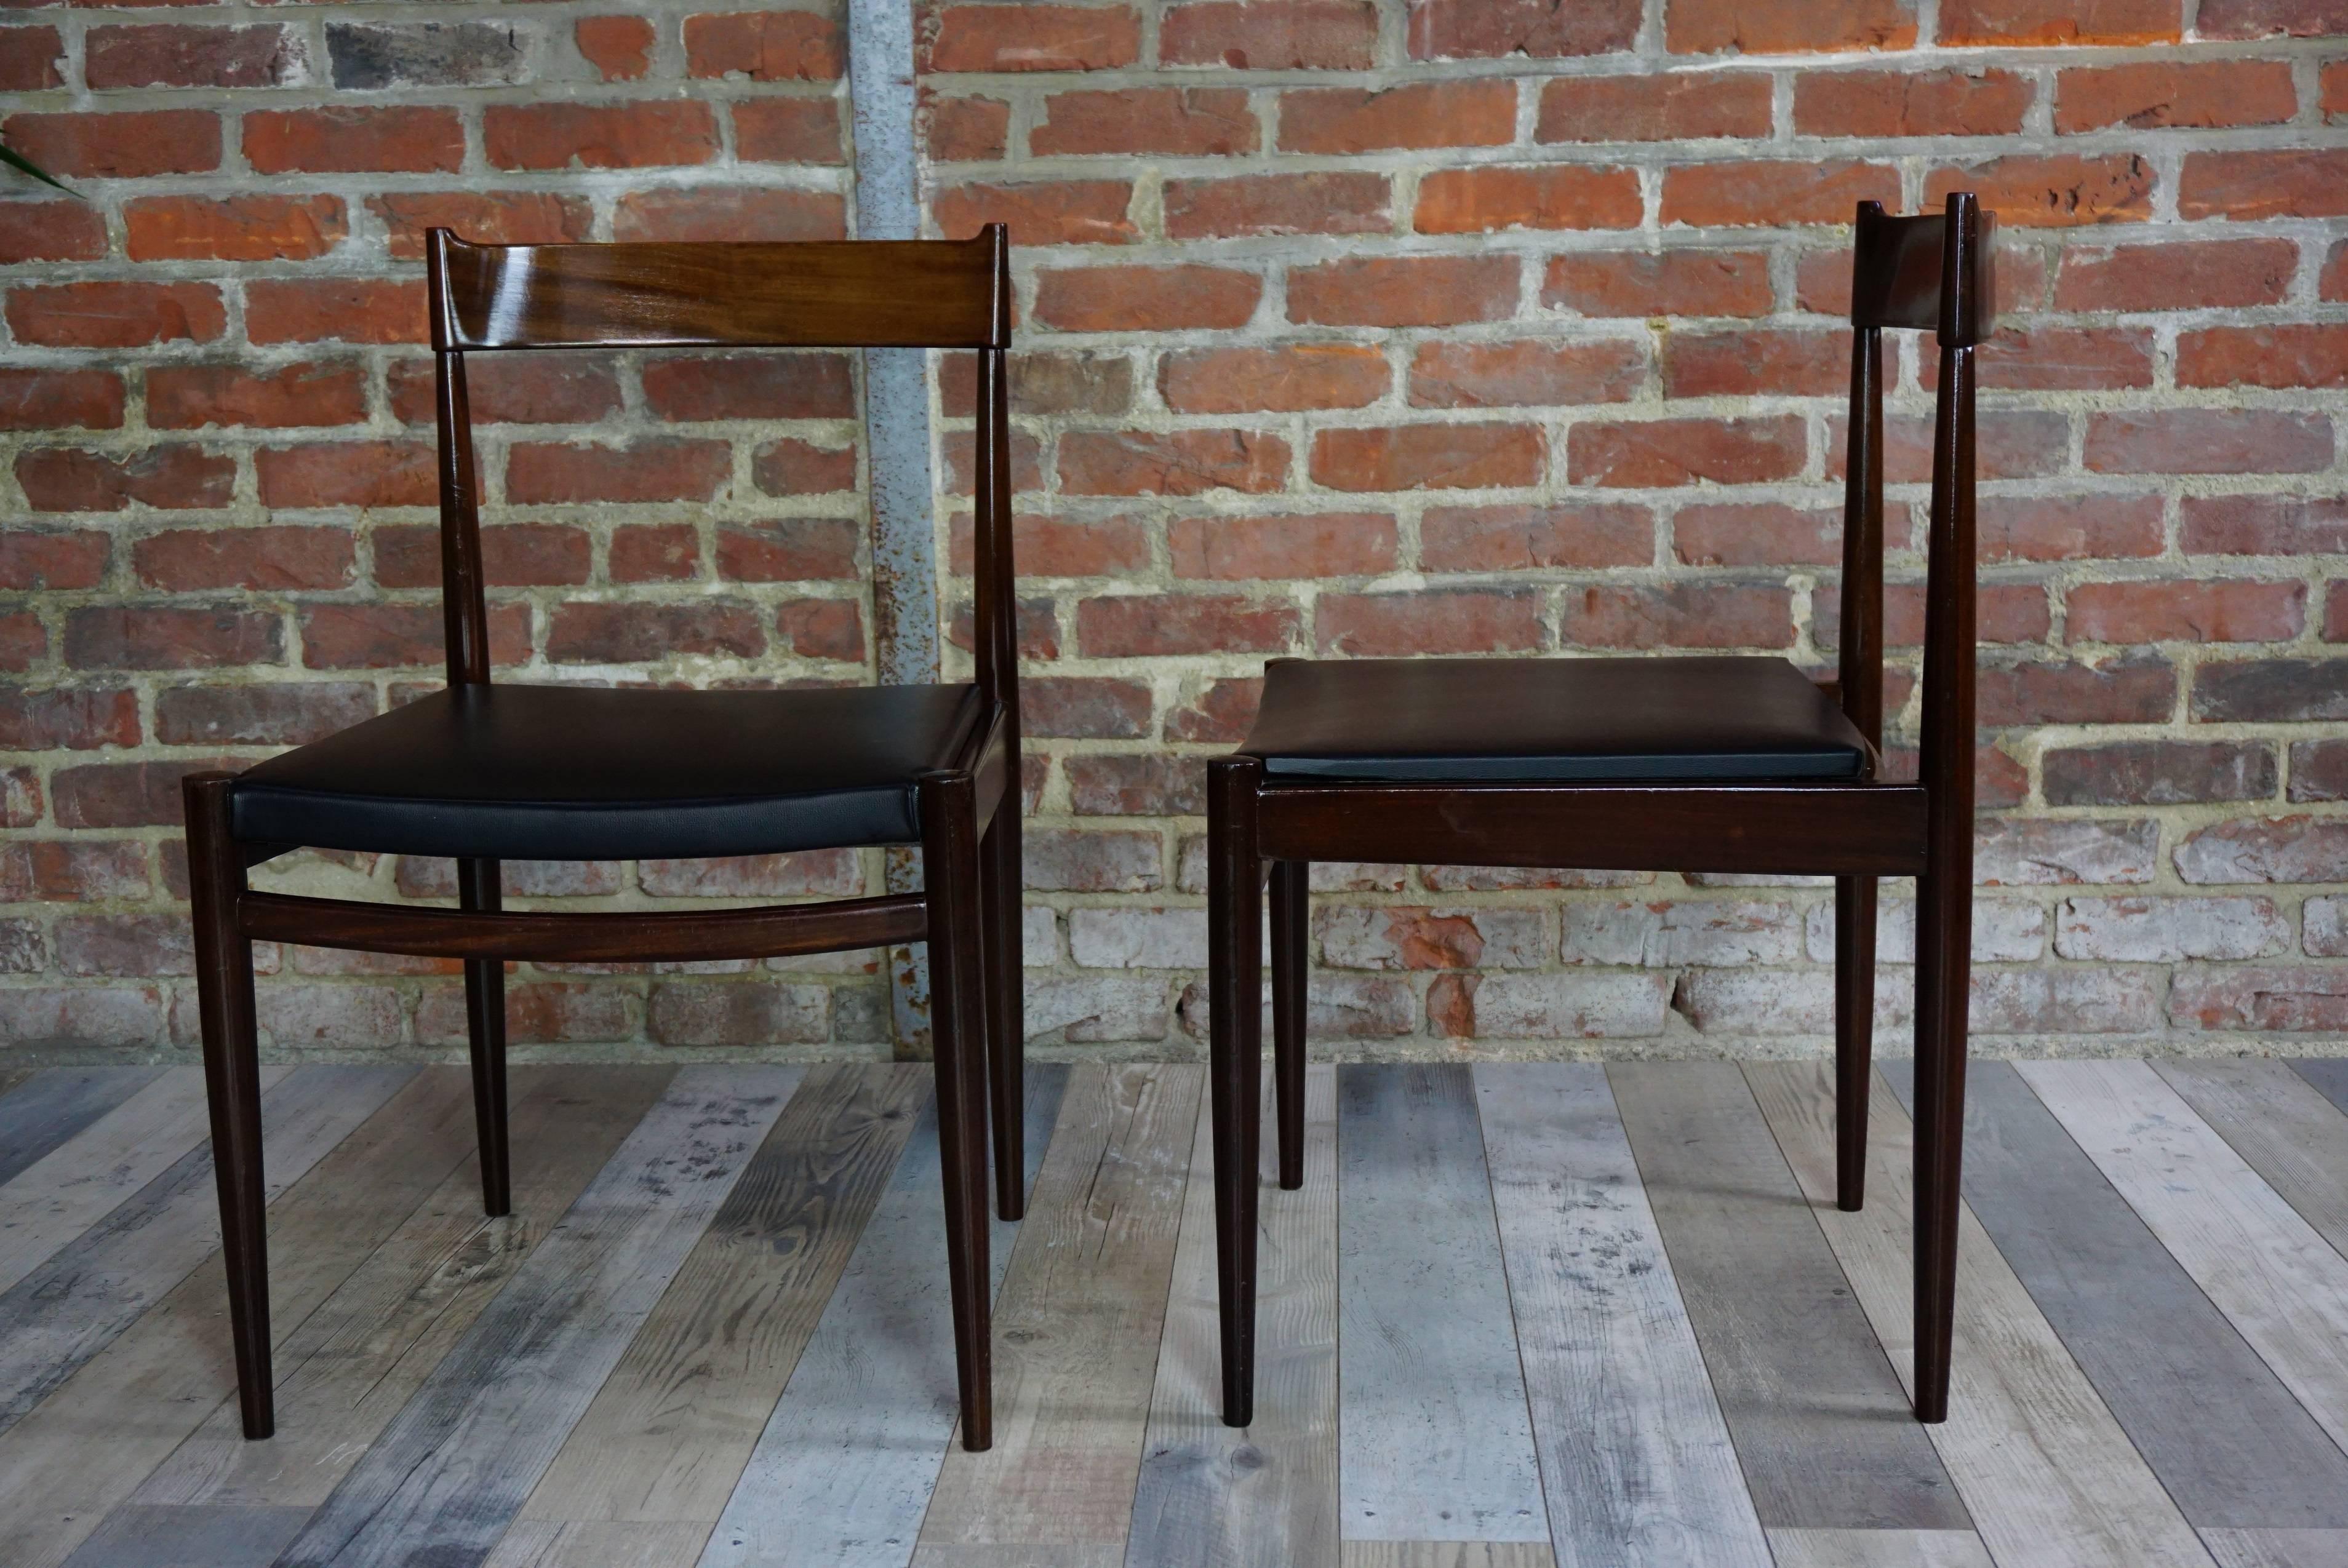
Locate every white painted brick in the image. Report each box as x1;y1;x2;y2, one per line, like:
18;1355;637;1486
2054;896;2291;963
1024;976;1168;1043
1069;905;1208;969
1450;973;1672;1039
1803;898;2049;964
1559;900;1803;967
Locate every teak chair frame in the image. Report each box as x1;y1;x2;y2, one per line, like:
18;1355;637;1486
181;225;1026;1451
1207;193;1992;1428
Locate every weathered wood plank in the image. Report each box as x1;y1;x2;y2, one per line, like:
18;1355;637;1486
0;1069;163;1189
1765;1530;1997;1568
273;1066;802;1568
1747;1061;2214;1568
1337;1064;1546;1545
2286;1061;2348;1121
2018;1061;2348;1478
1477;1063;1769;1568
1609;1062;1967;1532
912;1550;1125;1568
0;1065;289;1297
693;1064;1069;1568
485;1520;718;1568
0;1065;414;1436
2157;1061;2348;1268
1126;1065;1338;1568
1338;1545;1557;1568
1885;1061;2348;1529
2202;1530;2348;1568
521;1064;931;1526
917;1064;1201;1554
54;1503;312;1568
129;1066;672;1510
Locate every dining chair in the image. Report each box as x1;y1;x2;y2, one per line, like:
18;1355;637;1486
1207;192;1993;1427
180;225;1027;1451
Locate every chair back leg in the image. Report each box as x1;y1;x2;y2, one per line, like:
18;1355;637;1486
1833;875;1878;1212
458;858;511;1218
1207;757;1265;1428
979;800;1026;1222
183;773;275;1440
1268;860;1308;1192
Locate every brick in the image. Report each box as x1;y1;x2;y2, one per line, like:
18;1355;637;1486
0;25;61;90
1982;493;2163;563
1311;423;1544;490
246;106;462;175
737;98;844;162
0;201;104;264
1813;581;2050;649
548;601;766;663
576;14;655;79
1562;584;1792;649
640;850;860;897
2044;741;2278;806
369;193;595;259
2313;897;2348;956
1946;325;2154;391
1662;161;1899;227
613;186;845;241
1939;0;2181;43
2181;149;2348;218
684;10;842;78
486;101;717;170
7;283;226;349
1067;756;1207;816
52;759;246;828
2069;579;2304;644
778;599;868;661
397;857;620;898
1033;265;1261;331
1827;409;2067;483
1671;0;1917;51
1069;906;1206;967
1277;81;1515;153
642;351;853;421
1407;0;1640;58
716;519;860;582
134;527;354;592
0;686;138;750
1164;171;1389;239
951;512;1148;576
0;987;162;1049
1673;503;1839;568
0;109;219;178
1170;511;1397;579
943;349;1133;416
2056;60;2296;132
1417;165;1641;235
1412;340;1645;407
506;438;730;504
255;441;434;510
2198;0;2348;36
934;180;1135;245
2192;658;2348;722
2177;816;2348;883
2325;241;2348;300
325;20;529;89
0;615;43;674
389;354;622;428
1807;896;2047;963
1290;257;1517;328
124;194;345;263
1543;250;1773;318
1665;330;1845;398
245;279;425;346
1025;675;1152;738
1077;593;1296;656
1037;976;1168;1041
378;525;591;590
751;437;857;496
1567;900;1802;966
0;770;36;829
2054;895;2287;963
1977;658;2174;725
65;607;280;671
1161;678;1258;745
1034;86;1256;154
923;4;1141;71
609;524;700;583
1925;154;2154;226
1974;817;2159;885
423;981;631;1045
2086;410;2331;476
154;682;375;747
2178;325;2348;390
300;602;528;669
1420;502;1651;570
1793;68;2032;137
2171;966;2348;1032
1024;827;1161;892
0;529;107;589
1058;429;1287;495
86;23;305;88
0;922;42;974
1322;906;1547;969
1160;1;1377;67
1970;969;2162;1035
0;370;119;437
2054;239;2296;311
923;93;1008;161
1162;343;1387;413
2292;741;2348;802
1430;973;1669;1039
150;361;367;431
18;447;234;513
1540;73;1771;141
1569;416;1802;488
1316;588;1544;655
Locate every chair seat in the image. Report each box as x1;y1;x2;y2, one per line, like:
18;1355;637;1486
230;682;987;861
1238;656;1871;784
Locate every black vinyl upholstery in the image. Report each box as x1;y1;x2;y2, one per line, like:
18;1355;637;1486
1239;656;1871;784
230;682;987;861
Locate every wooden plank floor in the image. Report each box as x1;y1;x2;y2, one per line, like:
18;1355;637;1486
4;1059;2348;1568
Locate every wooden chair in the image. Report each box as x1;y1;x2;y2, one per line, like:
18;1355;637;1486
180;226;1027;1451
1207;193;1994;1427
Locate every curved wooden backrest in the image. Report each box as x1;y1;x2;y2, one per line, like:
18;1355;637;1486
426;228;1010;351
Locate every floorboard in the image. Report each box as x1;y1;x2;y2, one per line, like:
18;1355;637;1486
1338;1545;1559;1568
2157;1061;2348;1269
272;1066;802;1568
1338;1064;1547;1545
1477;1062;1768;1568
1126;1065;1338;1568
0;1069;164;1189
485;1520;719;1568
2202;1530;2348;1568
54;1502;313;1568
1765;1530;1998;1568
1885;1061;2348;1529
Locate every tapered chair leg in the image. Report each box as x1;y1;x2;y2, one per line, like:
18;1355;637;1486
1911;863;1972;1423
1833;874;1877;1212
1208;758;1265;1428
1268;859;1307;1192
920;771;996;1452
183;773;274;1441
978;789;1026;1221
457;858;511;1218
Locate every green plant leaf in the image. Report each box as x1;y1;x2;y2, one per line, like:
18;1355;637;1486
0;141;76;197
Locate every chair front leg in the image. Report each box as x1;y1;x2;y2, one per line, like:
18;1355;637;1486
183;773;274;1440
1911;858;1972;1423
978;785;1026;1222
919;771;996;1452
458;858;511;1218
1268;859;1307;1192
1208;757;1265;1428
1834;874;1877;1212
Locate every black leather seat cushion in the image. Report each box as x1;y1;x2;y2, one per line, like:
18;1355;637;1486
231;682;986;861
1239;656;1870;783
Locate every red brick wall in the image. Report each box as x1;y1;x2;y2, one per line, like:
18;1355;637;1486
3;0;2345;1059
